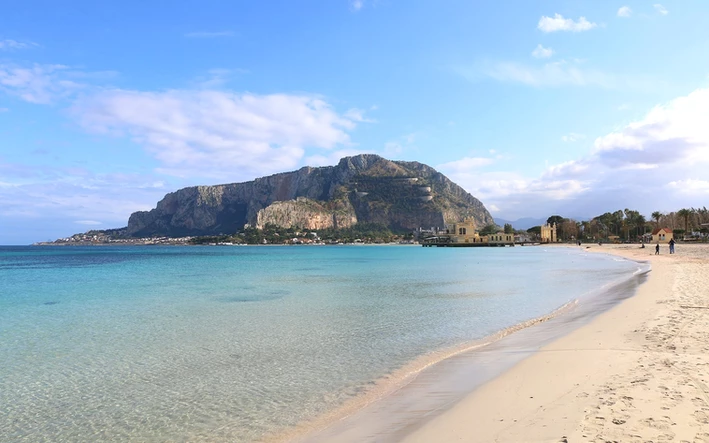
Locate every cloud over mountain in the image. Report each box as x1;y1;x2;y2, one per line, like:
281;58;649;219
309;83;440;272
439;88;709;219
72;89;362;180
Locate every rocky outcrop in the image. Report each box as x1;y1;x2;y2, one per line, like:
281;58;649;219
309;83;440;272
255;198;357;230
126;154;494;237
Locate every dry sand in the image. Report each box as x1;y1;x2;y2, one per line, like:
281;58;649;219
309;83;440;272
401;243;709;443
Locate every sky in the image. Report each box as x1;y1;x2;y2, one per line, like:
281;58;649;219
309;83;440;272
2;0;709;244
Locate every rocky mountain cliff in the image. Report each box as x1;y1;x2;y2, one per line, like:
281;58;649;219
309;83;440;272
126;154;493;237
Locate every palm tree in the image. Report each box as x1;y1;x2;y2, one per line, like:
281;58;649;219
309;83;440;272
596;213;612;239
612;210;624;236
699;207;709;225
581;220;591;241
677;208;693;236
651;211;663;229
636;214;646;239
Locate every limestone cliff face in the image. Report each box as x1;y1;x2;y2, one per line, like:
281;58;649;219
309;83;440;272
255;198;357;230
126;154;494;237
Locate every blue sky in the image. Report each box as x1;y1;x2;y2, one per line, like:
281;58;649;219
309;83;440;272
2;0;709;243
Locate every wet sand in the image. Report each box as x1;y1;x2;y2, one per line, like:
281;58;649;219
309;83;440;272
401;243;709;443
292;244;685;443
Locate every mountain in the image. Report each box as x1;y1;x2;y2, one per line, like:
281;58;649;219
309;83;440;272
126;154;494;237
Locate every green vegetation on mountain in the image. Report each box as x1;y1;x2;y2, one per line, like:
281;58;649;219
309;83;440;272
187;223;404;245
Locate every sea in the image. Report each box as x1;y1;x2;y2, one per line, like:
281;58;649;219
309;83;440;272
0;245;645;442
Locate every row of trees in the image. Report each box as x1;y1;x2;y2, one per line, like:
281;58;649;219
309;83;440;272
189;223;408;245
530;207;709;242
652;208;709;234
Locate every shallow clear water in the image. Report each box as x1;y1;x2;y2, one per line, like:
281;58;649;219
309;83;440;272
0;245;640;442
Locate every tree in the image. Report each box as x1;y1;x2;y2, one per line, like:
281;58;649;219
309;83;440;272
651;211;663;228
612;210;624;236
623;209;644;240
503;223;514;234
593;212;613;239
560;219;579;241
546;215;564;226
635;214;647;239
480;224;501;236
527;226;542;236
580;220;592;240
677;208;693;235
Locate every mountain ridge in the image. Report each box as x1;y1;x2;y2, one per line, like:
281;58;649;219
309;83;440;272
126;154;494;237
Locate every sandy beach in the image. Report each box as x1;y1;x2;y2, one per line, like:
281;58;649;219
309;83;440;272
401;243;709;443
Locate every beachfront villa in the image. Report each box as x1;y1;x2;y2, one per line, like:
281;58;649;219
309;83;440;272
652;227;674;243
446;218;486;244
423;218;514;246
540;223;558;243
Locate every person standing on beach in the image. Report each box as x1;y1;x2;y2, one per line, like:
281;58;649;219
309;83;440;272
655;243;660;255
669;238;676;254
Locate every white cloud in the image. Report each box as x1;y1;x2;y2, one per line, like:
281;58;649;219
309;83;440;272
561;132;585;142
617;6;632;17
654;4;669;15
531;44;554;59
350;0;364;11
72;89;359;180
344;107;376;123
465;59;661;91
0;39;37;50
477;60;614;88
668;179;709;194
0;107;8;112
438;88;709;220
538;14;597;33
0;164;168;229
438;156;495;172
194;68;248;88
593;88;709;164
184;31;235;38
0;60;373;197
0;63;86;104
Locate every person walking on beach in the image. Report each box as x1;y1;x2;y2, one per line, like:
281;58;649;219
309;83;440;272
655;243;660;255
669;238;676;254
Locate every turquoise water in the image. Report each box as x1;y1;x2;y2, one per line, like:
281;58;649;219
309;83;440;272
0;245;640;442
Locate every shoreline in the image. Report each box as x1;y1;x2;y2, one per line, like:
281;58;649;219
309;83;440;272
283;246;649;443
400;243;709;442
272;299;581;443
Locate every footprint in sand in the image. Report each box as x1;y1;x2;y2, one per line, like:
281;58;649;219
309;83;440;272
695;410;709;424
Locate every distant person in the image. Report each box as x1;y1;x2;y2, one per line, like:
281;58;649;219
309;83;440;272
669;238;676;254
655;243;660;255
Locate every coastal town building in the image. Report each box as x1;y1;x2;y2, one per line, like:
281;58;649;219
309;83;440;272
652;227;674;244
486;232;515;244
422;218;514;246
540;223;558;243
445;218;486;244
